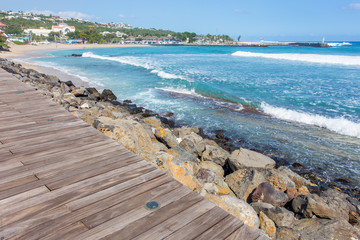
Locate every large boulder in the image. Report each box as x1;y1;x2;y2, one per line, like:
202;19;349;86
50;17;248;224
229;148;276;171
204;194;260;229
100;89;117;101
291;193;350;221
251;202;295;227
201;144;230;167
173;126;200;138
195;139;218;156
164;155;201;191
166;146;200;166
195;168;233;196
251;182;290;207
198;161;224;177
293;218;360;240
276;227;302;240
259;211;276;239
155;127;179;148
143;116;162;129
179;133;203;157
225;168;265;201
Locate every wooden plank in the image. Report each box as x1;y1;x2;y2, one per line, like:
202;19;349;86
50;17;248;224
163;207;229;240
132;200;216;240
0;186;49;210
41;222;89;240
194;215;245;240
6;172;170;240
0;175;38;192
225;226;268;240
105;195;208;240
74;186;193;240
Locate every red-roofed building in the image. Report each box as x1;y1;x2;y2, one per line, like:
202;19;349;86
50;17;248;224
0;22;8;29
51;22;75;35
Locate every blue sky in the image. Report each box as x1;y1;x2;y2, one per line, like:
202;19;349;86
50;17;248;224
2;0;360;41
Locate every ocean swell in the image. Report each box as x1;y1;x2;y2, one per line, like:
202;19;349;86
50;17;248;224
232;51;360;66
261;103;360;138
82;52;185;80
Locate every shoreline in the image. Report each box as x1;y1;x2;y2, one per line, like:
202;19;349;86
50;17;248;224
3;44;359;196
1;42;149;87
1;56;359;238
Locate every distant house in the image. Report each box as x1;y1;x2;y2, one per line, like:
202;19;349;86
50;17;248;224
52;22;75;35
24;27;52;37
0;22;8;30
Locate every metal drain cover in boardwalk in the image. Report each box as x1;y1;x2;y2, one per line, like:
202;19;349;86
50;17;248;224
0;69;267;239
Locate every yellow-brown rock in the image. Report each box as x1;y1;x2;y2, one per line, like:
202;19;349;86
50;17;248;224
204;194;260;229
198;161;224;177
259;211;276;238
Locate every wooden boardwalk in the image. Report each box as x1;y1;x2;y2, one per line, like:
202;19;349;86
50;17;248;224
0;69;267;240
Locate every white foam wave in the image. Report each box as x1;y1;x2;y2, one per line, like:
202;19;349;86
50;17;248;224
82;52;184;80
155;87;202;97
232;51;360;66
261;103;360;138
156;87;244;111
327;42;352;47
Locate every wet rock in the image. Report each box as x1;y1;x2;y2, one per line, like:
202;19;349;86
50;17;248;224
293;218;360;240
201;144;230;167
86;87;101;100
158;111;175;127
179;133;203;157
198;161;224;177
251;182;290;207
204;194;260;229
100;89;117;101
259;211;276;239
292;193;350;221
229;148;275;171
276;227;301;240
155;127;179;148
71;54;82;57
225;168;265;201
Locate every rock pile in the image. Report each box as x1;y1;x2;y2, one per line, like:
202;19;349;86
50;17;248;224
1;58;359;239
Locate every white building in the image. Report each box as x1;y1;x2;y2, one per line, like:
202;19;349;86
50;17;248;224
51;22;75;35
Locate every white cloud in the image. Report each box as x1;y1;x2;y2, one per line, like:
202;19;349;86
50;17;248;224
119;14;126;18
344;3;360;10
26;10;94;20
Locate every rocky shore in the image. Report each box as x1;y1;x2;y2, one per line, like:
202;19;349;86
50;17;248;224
1;58;359;240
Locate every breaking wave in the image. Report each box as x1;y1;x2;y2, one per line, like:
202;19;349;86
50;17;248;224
82;52;185;80
261;103;360;138
232;51;360;66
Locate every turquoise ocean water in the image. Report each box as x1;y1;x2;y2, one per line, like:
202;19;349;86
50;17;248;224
29;42;360;193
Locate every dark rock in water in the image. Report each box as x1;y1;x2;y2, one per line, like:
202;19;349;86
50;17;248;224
159;111;175;127
100;89;117;101
292;162;304;169
123;99;132;104
142;109;155;117
251;182;290;207
86;87;101;100
64;80;75;88
293;218;360;240
71;54;82;57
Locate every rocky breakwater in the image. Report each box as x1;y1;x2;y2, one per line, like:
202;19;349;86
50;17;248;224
1;57;359;240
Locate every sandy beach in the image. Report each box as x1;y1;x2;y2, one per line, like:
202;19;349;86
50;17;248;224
0;42;148;87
